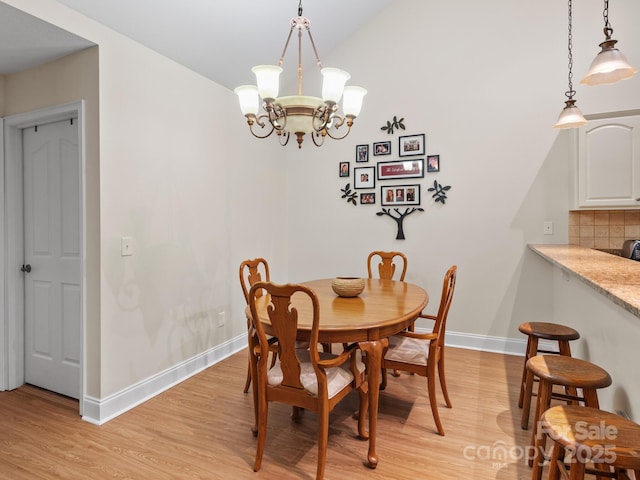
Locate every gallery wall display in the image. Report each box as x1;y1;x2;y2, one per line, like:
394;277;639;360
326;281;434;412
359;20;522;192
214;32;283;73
336;119;452;239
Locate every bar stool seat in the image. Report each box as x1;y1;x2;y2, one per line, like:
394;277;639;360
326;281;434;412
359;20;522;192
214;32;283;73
541;405;640;479
518;322;580;430
528;355;612;480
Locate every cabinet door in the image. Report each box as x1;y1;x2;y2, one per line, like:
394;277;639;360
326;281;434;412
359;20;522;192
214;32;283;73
577;114;640;208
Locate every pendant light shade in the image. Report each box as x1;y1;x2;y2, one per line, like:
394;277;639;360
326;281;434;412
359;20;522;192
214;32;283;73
581;0;636;86
581;39;637;86
554;99;587;129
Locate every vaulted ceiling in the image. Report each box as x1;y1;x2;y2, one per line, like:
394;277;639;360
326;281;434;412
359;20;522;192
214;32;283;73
0;0;393;90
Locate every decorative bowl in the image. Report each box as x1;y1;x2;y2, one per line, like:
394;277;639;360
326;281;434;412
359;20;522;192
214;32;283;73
331;277;365;297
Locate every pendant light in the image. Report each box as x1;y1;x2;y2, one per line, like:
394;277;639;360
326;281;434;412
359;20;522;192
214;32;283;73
581;0;637;86
555;0;587;129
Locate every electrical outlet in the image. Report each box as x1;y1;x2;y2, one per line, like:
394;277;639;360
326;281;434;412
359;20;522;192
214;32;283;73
218;311;225;327
543;221;553;235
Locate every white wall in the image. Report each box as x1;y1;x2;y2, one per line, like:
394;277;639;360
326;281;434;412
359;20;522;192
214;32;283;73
284;0;640;348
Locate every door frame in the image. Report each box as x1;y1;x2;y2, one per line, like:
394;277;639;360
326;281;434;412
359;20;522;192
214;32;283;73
0;101;86;414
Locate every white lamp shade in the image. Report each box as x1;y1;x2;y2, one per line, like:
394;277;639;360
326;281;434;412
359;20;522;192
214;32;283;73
342;86;367;117
252;65;283;100
321;67;351;103
581;42;637;86
234;85;260;116
554;100;587;129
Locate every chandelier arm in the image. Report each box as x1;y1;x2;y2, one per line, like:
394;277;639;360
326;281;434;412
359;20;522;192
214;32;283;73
311;131;325;147
247;115;276;139
324;117;354;141
265;103;287;132
277;131;290;146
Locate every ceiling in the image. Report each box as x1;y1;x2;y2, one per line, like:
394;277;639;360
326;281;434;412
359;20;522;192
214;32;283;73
0;0;393;90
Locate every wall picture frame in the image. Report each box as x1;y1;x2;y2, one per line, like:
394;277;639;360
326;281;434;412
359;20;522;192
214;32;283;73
339;161;350;177
398;133;425;157
356;144;369;163
373;141;391;156
377;159;424;180
381;184;421;206
360;192;376;204
354;166;376;189
427;154;440;172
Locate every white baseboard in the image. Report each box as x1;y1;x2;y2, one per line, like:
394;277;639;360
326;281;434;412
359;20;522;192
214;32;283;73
81;330;533;425
81;334;247;425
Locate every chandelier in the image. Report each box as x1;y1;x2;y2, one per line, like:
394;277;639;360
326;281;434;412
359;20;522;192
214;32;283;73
234;1;367;148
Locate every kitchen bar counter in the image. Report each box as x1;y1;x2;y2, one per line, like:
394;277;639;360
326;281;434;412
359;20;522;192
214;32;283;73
528;244;640;319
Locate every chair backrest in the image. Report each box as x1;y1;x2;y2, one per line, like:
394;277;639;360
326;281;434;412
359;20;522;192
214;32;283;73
431;265;457;349
239;258;270;303
367;251;407;281
248;281;322;391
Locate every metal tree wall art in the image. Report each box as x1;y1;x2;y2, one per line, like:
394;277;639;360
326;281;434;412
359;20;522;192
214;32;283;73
381;116;405;135
428;180;451;204
340;183;358;205
376;207;424;240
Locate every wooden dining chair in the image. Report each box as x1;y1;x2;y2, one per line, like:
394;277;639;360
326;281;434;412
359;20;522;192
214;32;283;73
380;265;457;436
367;250;408;281
247;281;369;480
239;258;278;393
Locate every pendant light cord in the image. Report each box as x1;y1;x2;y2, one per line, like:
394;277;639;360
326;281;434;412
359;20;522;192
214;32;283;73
602;0;613;40
566;0;576;100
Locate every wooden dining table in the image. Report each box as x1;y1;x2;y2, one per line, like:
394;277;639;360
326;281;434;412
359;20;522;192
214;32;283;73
249;277;428;468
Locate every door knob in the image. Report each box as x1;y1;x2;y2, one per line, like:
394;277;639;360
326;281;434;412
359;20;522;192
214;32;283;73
20;264;31;273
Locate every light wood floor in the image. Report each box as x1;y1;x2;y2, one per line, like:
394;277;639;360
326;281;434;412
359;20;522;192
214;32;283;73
1;347;537;479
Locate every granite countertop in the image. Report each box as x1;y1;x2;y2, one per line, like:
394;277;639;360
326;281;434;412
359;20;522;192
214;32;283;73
528;244;640;318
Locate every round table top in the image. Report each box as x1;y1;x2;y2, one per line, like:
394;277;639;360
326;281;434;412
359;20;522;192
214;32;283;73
251;278;429;344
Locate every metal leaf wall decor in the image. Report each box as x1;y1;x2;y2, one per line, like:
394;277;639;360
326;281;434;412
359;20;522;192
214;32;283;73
380;116;405;135
340;183;358;205
428;180;451;204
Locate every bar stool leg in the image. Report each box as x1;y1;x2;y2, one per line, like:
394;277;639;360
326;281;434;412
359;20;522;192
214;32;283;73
520;337;539;429
530;379;552;478
518;336;535;408
547;442;564;480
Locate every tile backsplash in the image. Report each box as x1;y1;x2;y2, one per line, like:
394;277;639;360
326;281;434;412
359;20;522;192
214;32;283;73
569;210;640;249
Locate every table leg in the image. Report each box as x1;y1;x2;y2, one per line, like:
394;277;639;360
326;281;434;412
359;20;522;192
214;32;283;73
358;337;388;469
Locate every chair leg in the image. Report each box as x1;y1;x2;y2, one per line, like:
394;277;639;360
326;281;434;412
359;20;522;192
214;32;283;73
253;396;268;472
437;354;452;408
243;356;252;393
428;368;445;436
548;441;565;480
316;407;329;480
380;367;388;390
518;337;534;408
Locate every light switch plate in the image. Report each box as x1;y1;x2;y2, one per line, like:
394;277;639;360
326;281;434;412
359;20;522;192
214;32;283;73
121;236;133;256
543;221;553;235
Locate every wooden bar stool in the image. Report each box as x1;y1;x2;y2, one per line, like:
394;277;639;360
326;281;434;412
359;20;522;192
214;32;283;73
528;355;612;480
519;322;580;430
541;405;640;480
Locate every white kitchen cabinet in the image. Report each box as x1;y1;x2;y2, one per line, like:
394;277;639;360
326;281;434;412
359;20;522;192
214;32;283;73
575;111;640;208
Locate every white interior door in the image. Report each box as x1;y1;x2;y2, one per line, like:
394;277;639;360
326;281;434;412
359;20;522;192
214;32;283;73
22;119;81;399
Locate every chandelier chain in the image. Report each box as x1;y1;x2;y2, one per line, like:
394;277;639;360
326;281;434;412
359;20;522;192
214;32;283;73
603;0;613;39
566;0;576;100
